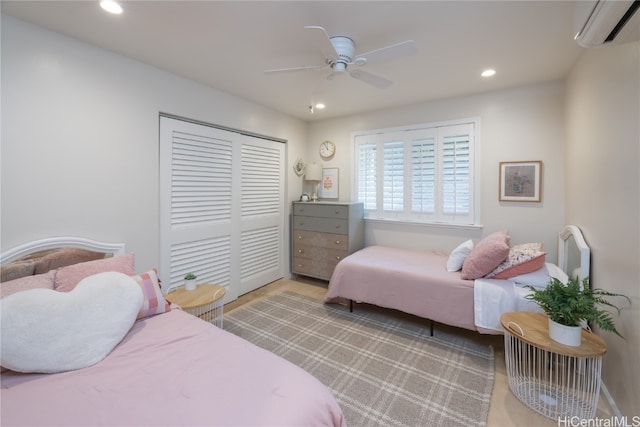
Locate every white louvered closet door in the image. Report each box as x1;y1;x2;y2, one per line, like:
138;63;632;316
238;137;284;294
159;117;285;301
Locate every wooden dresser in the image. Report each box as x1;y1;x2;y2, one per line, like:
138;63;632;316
291;201;364;281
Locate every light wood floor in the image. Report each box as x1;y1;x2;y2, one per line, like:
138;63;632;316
224;277;614;427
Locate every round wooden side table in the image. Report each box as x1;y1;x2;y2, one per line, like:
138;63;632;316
165;283;226;328
500;311;607;421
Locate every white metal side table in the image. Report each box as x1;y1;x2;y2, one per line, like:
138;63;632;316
500;312;607;420
166;283;226;328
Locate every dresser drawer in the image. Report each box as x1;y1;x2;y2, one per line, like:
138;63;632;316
292;230;348;251
291;201;363;282
293;242;348;264
293;203;348;219
292;256;340;280
292;216;347;234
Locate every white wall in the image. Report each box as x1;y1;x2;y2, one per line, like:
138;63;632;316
0;15;307;273
307;82;566;259
565;40;640;417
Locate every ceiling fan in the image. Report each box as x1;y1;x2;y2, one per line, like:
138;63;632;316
264;26;417;89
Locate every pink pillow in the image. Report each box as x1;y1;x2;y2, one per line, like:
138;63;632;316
1;270;55;299
54;254;135;292
130;269;171;319
485;243;546;279
461;231;510;280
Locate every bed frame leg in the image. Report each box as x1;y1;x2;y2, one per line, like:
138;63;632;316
430;320;434;336
349;300;353;312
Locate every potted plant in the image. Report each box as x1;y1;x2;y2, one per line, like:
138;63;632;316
184;273;197;291
526;277;630;346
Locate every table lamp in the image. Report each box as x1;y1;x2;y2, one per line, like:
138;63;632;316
304;163;322;202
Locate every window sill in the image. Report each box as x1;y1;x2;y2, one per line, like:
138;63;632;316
364;217;483;232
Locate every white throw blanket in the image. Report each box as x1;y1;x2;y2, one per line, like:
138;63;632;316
473;278;541;332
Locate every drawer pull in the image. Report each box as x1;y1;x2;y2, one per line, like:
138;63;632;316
297;263;304;268
335;225;341;229
335;210;340;214
335;240;341;245
298;249;304;254
298;235;304;239
335;256;342;260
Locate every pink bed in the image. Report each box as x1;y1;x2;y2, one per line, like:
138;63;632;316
0;237;346;427
325;245;478;331
325;226;585;335
1;309;345;426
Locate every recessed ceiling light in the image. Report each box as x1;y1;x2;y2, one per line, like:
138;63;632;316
100;1;123;14
315;103;326;109
481;69;496;77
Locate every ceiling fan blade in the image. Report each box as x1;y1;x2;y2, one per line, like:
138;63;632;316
304;26;338;62
349;69;392;89
354;40;417;65
264;64;328;74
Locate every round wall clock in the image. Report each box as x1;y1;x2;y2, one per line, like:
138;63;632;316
319;140;336;159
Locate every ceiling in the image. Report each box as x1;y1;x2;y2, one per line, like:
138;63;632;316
1;1;586;121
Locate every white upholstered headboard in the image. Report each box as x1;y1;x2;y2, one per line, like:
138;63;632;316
558;225;590;282
1;237;126;267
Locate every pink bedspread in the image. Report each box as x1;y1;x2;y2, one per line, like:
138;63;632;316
325;245;476;331
1;310;346;427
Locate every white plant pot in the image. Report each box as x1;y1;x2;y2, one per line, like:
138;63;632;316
548;318;582;346
185;279;197;291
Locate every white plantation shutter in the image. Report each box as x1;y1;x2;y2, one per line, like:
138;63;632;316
440;125;472;223
356;135;378;210
383;137;404;214
410;132;436;217
354;119;477;225
160;117;285;299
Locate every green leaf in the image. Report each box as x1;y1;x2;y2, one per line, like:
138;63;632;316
525;276;630;338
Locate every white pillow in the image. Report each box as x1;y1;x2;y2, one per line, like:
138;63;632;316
446;239;474;272
0;272;143;373
511;262;569;289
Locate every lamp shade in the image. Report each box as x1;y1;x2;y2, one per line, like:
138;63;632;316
305;163;322;181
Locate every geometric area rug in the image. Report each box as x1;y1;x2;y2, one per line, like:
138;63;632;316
225;291;495;427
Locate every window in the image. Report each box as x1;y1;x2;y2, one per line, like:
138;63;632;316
354;119;478;226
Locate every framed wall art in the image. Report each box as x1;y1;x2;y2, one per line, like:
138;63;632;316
499;161;542;202
319;168;339;199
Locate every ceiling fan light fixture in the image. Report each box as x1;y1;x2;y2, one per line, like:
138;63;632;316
333;62;347;73
264;26;417;91
315;103;326;109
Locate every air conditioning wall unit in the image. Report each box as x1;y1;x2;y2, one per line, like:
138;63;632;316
574;0;640;47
